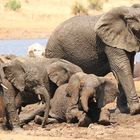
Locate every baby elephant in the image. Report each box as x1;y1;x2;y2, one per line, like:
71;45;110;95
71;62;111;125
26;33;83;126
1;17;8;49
21;72;118;126
66;72;119;125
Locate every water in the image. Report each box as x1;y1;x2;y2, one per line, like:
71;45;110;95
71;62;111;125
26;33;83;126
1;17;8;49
0;38;48;56
135;53;140;62
0;39;140;62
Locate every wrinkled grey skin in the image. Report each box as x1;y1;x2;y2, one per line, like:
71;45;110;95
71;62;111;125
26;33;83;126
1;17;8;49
0;57;82;130
134;62;140;81
66;72;118;125
20;84;94;127
20;72;118;126
45;6;140;115
66;72;118;112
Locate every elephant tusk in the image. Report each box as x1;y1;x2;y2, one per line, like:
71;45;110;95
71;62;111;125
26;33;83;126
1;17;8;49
1;83;8;90
38;94;41;100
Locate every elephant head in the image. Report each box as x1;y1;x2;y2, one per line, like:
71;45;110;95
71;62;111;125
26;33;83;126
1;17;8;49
2;59;50;127
95;6;140;52
47;60;83;86
3;60;26;92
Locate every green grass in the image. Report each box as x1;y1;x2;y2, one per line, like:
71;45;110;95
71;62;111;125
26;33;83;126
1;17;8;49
5;0;21;11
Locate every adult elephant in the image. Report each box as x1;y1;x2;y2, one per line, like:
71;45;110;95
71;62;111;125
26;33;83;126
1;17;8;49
45;6;140;115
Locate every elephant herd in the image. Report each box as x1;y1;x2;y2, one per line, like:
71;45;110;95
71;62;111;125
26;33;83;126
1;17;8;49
0;4;140;131
0;56;118;130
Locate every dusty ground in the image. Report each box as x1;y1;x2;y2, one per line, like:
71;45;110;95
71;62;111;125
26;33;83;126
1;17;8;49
0;81;140;140
0;104;140;140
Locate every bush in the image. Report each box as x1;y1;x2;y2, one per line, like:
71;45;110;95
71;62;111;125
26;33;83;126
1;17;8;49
88;0;103;10
5;0;21;11
71;2;88;15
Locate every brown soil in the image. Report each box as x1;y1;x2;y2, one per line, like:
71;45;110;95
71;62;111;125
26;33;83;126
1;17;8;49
0;81;140;140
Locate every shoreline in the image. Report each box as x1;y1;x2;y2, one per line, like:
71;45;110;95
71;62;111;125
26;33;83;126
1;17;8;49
0;28;50;40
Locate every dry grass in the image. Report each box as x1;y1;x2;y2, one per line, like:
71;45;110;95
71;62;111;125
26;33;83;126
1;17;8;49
0;0;139;39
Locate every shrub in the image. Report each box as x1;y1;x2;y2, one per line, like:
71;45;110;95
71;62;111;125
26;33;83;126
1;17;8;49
88;0;103;10
71;2;88;15
5;0;21;11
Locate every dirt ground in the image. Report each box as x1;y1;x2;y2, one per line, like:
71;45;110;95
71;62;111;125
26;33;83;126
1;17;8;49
0;105;140;140
0;81;140;140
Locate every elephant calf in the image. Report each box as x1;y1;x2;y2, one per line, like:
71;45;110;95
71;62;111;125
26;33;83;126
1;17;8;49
65;72;119;125
21;72;118;126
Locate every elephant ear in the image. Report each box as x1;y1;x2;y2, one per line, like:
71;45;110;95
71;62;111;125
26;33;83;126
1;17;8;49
97;78;118;108
95;6;140;52
47;60;82;86
3;60;26;92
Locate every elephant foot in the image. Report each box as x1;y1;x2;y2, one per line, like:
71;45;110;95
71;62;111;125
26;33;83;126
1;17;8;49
129;103;140;115
78;114;92;127
34;115;44;125
12;126;23;132
0;124;8;131
98;109;110;125
117;105;130;114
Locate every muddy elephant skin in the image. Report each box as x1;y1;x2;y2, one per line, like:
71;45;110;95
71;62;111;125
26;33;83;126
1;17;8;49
20;72;118;127
0;57;82;130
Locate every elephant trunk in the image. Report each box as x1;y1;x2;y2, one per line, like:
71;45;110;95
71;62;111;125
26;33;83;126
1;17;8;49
80;88;95;112
34;86;50;127
41;90;50;128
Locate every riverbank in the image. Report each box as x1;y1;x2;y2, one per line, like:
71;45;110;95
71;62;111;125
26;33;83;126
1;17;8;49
0;28;49;39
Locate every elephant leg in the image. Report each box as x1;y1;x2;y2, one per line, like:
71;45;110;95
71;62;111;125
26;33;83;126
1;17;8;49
20;104;45;126
34;86;50;127
0;93;6;130
34;115;59;125
116;52;135;113
105;47;140;115
116;84;129;113
98;108;110;125
2;79;20;130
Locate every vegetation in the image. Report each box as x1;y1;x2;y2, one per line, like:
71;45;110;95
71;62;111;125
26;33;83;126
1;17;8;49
71;1;88;15
88;0;104;10
5;0;21;11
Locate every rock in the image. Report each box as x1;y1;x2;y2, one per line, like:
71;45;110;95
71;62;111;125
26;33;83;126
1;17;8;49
27;43;45;58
